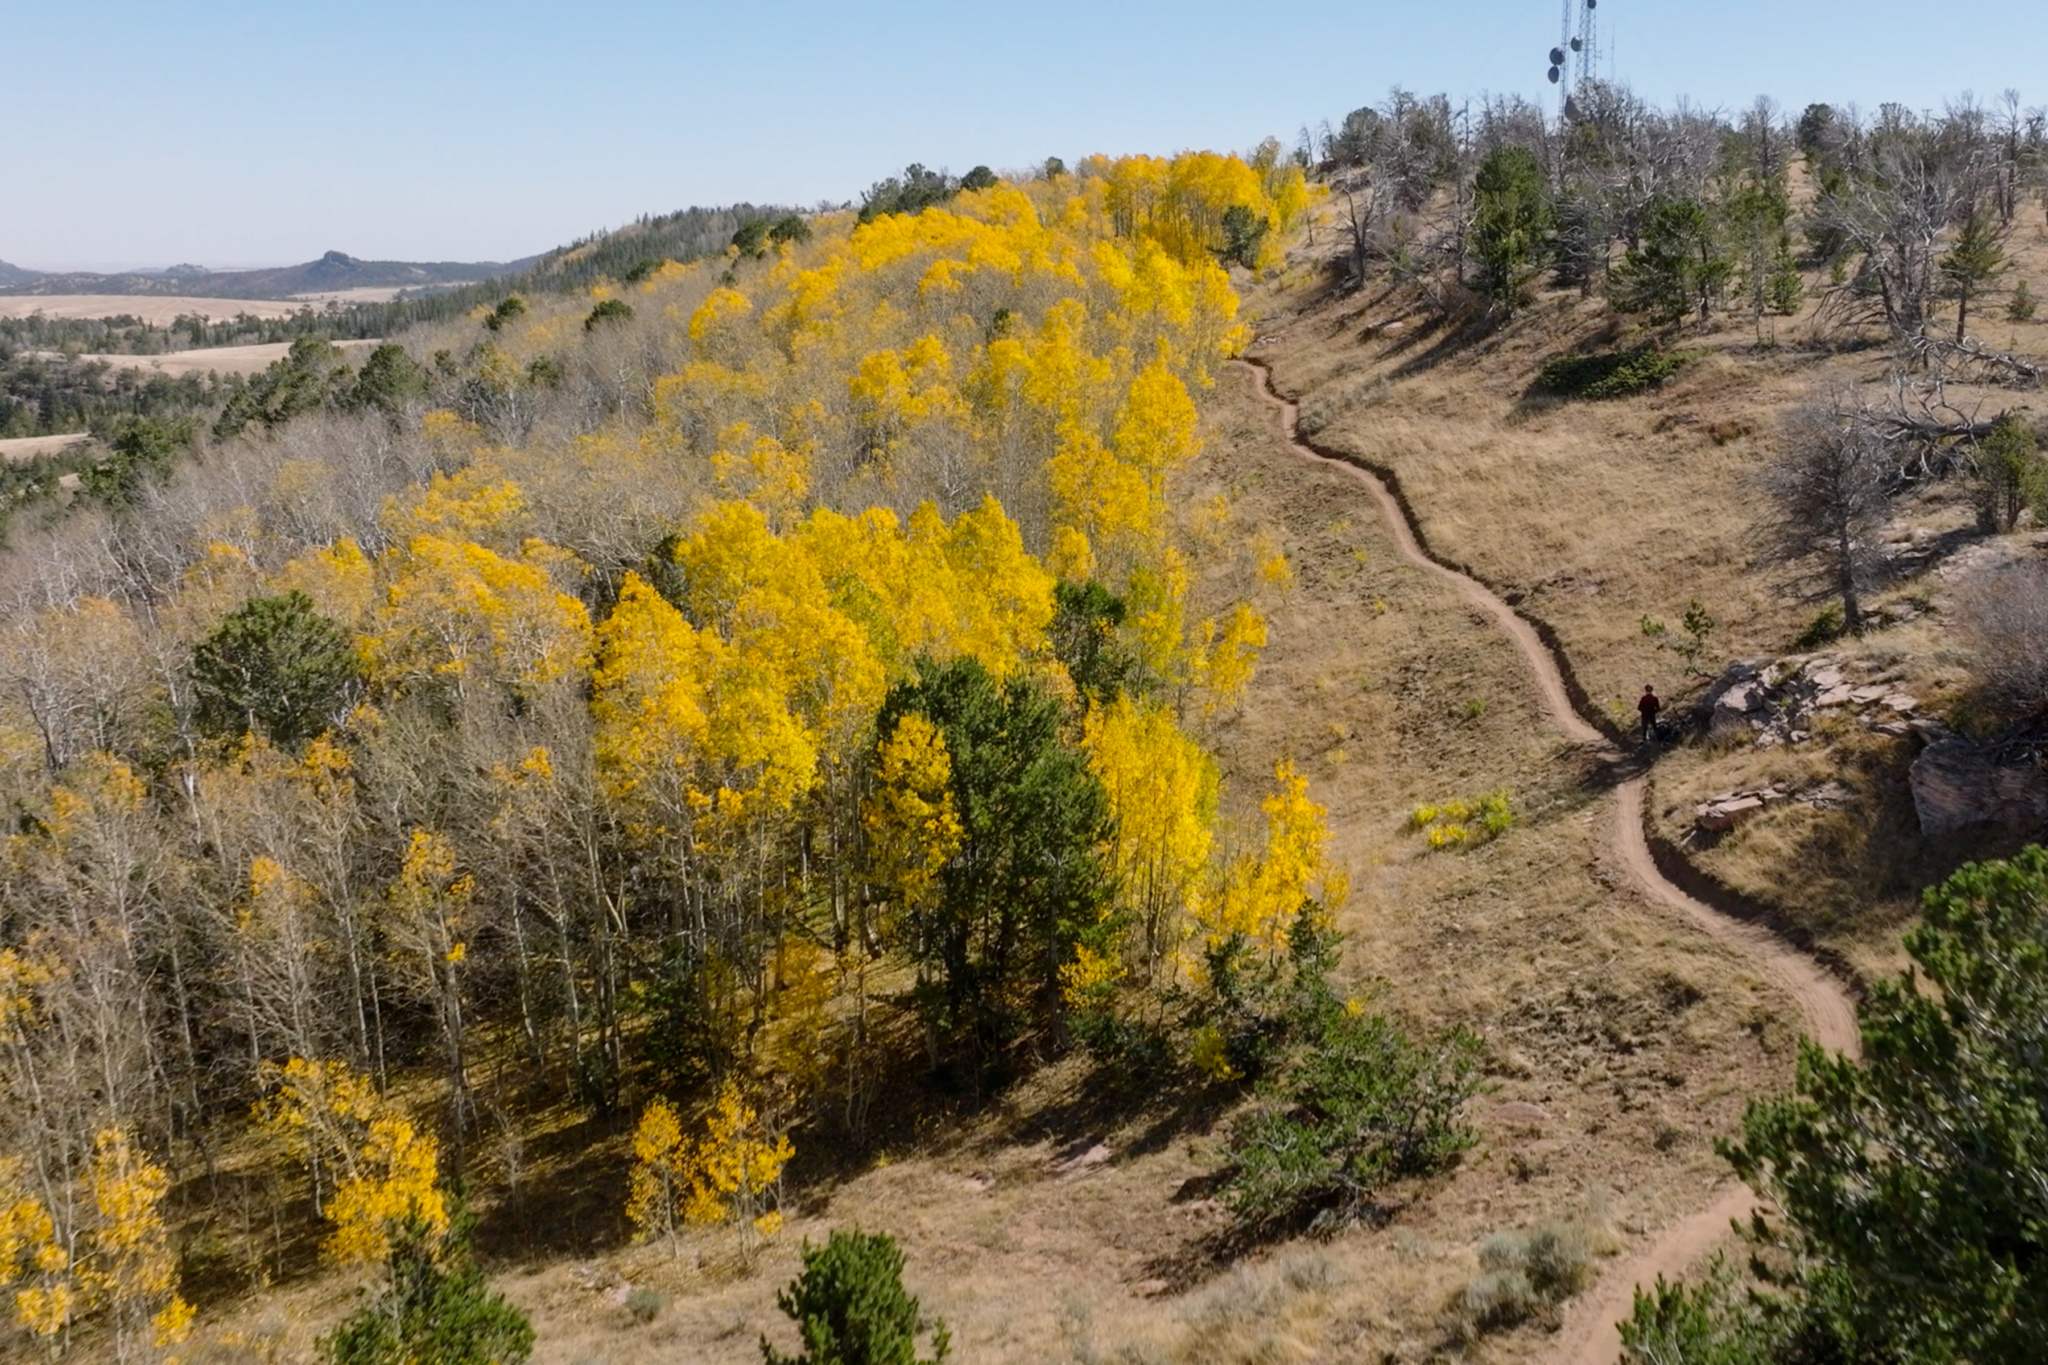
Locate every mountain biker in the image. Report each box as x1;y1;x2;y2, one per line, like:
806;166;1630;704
1638;685;1662;743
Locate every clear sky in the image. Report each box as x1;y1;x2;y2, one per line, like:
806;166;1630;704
7;0;2046;271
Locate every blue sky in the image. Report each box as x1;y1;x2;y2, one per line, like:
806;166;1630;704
8;0;2046;270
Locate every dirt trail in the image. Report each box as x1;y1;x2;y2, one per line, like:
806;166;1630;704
1240;359;1860;1365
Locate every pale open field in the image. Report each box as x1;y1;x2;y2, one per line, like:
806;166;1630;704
0;432;92;464
0;294;309;323
73;337;383;376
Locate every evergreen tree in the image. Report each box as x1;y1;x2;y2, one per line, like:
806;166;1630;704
191;590;362;748
1624;847;2048;1364
761;1230;949;1365
322;1213;533;1365
1942;208;2009;344
1469;145;1551;312
348;343;426;416
1611;196;1733;325
874;656;1113;1071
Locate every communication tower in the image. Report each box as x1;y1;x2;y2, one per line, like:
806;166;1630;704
1544;0;1601;119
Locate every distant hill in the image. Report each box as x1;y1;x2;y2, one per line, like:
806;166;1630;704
0;250;538;300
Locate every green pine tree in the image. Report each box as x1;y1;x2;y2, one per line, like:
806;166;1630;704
323;1214;534;1365
1469;145;1552;312
191;590;363;748
1942;209;2009;344
761;1230;949;1365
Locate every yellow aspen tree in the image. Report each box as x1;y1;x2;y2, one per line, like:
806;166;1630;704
1194;602;1269;713
0;1153;70;1345
863;713;963;923
1203;762;1349;962
625;1098;687;1256
386;830;477;1125
1081;697;1217;977
79;1126;194;1362
321;1114;448;1267
681;1079;792;1247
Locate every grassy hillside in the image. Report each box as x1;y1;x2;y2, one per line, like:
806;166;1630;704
0;85;2044;1365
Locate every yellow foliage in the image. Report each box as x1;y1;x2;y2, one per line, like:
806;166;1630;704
323;1115;448;1266
1083;696;1216;976
625;1082;791;1252
864;712;963;915
370;534;593;693
1412;790;1514;851
1201;761;1348;960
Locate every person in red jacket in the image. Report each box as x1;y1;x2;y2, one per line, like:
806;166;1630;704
1638;685;1662;743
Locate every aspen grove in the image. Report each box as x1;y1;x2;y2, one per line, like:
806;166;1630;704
0;152;1330;1351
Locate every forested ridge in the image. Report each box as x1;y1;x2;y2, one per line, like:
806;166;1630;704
0;150;1330;1361
6;71;2048;1362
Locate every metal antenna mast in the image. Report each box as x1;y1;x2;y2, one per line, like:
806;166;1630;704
1545;0;1602;119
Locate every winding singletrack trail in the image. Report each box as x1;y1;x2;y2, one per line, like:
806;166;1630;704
1240;359;1860;1365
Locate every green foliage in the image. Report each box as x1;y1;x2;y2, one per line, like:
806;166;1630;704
1978;413;2046;533
875;656;1114;1070
482;296;528;332
761;1230;949;1365
1611;197;1733;324
769;214;813;247
1199;901;1344;1084
1635;847;2048;1363
1222;963;1481;1234
959;166;998;193
1470;145;1552;311
1792;604;1844;650
2009;279;2037;323
1218;205;1270;270
626;1286;666;1323
348;343;427;417
321;1214;533;1365
1941;208;2008;343
213;336;356;438
81;415;193;506
191;590;362;749
1534;348;1688;400
1620;1260;1782;1364
732;219;773;259
1050;579;1138;702
859;166;958;224
1043;157;1067;180
1642;599;1717;675
584;298;636;332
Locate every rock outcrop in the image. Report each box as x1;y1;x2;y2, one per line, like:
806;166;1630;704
1909;740;2048;837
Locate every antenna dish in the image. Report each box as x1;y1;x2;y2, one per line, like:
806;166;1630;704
1549;46;1566;66
1570;36;1583;50
1548;66;1561;83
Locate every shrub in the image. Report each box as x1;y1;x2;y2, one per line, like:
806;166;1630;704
1411;790;1512;850
2010;279;2037;323
1534;349;1688;400
760;1230;950;1365
1792;604;1844;650
482;295;527;331
1219;205;1270;269
585;298;635;331
322;1214;533;1365
1955;560;2048;719
1221;929;1483;1236
1447;1222;1593;1341
626;1286;665;1323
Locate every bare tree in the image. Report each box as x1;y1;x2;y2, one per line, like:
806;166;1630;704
1956;560;2048;719
1756;390;1896;633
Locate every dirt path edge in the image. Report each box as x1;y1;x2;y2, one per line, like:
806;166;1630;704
1238;357;1861;1365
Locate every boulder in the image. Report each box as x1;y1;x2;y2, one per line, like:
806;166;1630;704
1850;685;1889;705
1816;685;1856;708
1696;795;1766;832
1909;740;2048;837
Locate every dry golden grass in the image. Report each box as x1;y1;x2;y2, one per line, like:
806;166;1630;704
1254;203;2048;968
171;325;1808;1365
0;294;308;323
